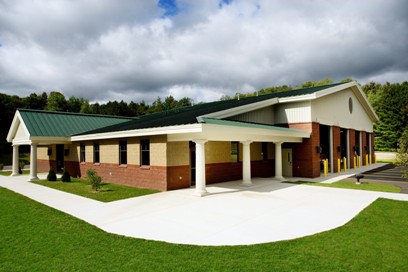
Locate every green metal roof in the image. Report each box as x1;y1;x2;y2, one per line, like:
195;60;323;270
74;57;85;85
17;82;346;137
18;109;136;137
78;82;345;135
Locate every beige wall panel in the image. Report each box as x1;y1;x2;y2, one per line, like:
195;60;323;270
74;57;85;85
37;146;49;160
66;143;79;162
311;88;374;132
250;142;262;160
206;141;231;164
100;139;119;164
167;141;189;166
150;135;167;167
127;138;140;165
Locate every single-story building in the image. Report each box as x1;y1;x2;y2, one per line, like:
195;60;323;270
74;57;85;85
7;81;378;196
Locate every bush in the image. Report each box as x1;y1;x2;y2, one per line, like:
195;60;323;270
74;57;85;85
47;169;57;181
61;169;71;182
87;169;102;191
0;163;3;171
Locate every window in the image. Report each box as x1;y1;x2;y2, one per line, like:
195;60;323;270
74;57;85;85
140;140;150;166
80;143;86;163
119;141;127;165
231;142;239;162
93;143;100;163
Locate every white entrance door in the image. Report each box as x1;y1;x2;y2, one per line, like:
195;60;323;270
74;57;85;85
282;148;293;177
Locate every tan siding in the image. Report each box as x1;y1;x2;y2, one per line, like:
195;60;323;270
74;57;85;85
66;143;79;162
100;139;119;164
150;135;167;167
128;138;140;165
206;141;231;163
167;141;189;166
37;146;49;160
250;142;262;160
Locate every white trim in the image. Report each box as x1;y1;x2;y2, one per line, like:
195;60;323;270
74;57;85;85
71;124;203;141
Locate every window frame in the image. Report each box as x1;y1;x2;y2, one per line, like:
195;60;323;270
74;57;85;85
119;140;127;165
80;143;86;163
93;142;100;164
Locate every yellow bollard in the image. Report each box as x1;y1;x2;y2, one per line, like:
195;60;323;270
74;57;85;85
326;159;329;175
353;156;357;169
343;157;347;172
360;156;362;168
369;155;372;165
337;158;341;173
365;154;368;166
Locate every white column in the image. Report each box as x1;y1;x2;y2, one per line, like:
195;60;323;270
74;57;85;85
29;143;39;181
193;139;208;197
11;145;20;176
241;140;253;186
274;142;283;180
346;129;350;169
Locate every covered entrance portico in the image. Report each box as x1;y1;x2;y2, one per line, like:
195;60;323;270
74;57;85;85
168;119;310;196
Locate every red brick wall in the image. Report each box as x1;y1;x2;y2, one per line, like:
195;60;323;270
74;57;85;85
348;129;356;169
167;165;190;190
361;131;367;165
64;161;167;191
38;159;56;173
286;122;320;178
332;126;341;172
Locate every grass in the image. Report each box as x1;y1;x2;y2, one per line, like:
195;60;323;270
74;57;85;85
286;180;401;193
0;170;30;176
32;177;159;202
0;187;408;271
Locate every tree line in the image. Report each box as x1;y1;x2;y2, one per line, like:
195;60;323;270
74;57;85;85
1;78;407;155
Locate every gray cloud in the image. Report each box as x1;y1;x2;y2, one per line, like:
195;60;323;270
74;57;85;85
0;0;407;103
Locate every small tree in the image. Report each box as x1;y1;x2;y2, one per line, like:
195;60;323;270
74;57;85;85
87;169;102;191
396;128;408;178
61;169;71;182
47;169;57;181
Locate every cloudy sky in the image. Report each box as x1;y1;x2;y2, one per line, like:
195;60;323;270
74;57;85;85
0;0;407;103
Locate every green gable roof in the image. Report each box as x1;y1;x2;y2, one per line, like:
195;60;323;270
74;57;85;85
78;82;344;135
18;109;136;137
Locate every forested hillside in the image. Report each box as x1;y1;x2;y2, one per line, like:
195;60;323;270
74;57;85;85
1;79;407;156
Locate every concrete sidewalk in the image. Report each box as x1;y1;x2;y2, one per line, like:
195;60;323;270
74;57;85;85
1;164;408;246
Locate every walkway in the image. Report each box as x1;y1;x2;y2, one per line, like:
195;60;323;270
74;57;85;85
1;163;408;246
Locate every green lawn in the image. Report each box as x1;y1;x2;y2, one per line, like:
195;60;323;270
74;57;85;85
0;187;407;271
0;170;30;176
286;180;401;193
32;178;159;202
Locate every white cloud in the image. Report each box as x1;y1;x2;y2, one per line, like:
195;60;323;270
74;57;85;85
0;0;407;103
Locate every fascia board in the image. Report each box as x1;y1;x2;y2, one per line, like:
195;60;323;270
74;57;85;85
277;94;317;103
199;98;279;119
71;123;203;142
202;123;310;139
30;136;70;144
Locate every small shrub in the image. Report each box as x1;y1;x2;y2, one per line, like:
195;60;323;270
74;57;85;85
0;163;3;170
47;169;57;181
61;169;71;182
87;169;102;191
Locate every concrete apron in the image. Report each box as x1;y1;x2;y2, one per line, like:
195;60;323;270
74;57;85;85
1;166;408;246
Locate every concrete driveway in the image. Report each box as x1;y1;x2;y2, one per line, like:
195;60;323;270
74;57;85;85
1;165;408;246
